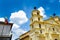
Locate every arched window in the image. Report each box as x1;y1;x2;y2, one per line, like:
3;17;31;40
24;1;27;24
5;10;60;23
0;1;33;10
38;17;40;21
52;28;55;31
37;12;39;15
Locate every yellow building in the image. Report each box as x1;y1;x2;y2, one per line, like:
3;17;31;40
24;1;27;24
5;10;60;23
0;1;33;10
20;7;60;40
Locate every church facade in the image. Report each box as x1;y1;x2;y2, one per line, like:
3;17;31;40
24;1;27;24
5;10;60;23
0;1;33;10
20;7;60;40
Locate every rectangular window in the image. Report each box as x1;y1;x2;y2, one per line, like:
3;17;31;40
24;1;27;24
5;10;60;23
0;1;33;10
2;25;11;36
39;24;41;28
40;30;42;33
38;18;40;21
32;25;33;29
0;25;3;35
32;19;33;21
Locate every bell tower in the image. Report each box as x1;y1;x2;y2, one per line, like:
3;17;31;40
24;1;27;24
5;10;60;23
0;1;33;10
29;7;45;40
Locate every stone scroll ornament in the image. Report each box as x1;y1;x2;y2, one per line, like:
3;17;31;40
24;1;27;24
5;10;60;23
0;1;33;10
5;17;8;24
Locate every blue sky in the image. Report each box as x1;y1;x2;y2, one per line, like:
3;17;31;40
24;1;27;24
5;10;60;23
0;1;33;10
0;0;60;40
0;0;60;18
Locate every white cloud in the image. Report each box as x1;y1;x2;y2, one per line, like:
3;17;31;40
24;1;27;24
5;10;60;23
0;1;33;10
38;7;47;18
12;24;19;29
11;25;27;40
0;18;5;22
10;10;28;25
10;10;28;40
